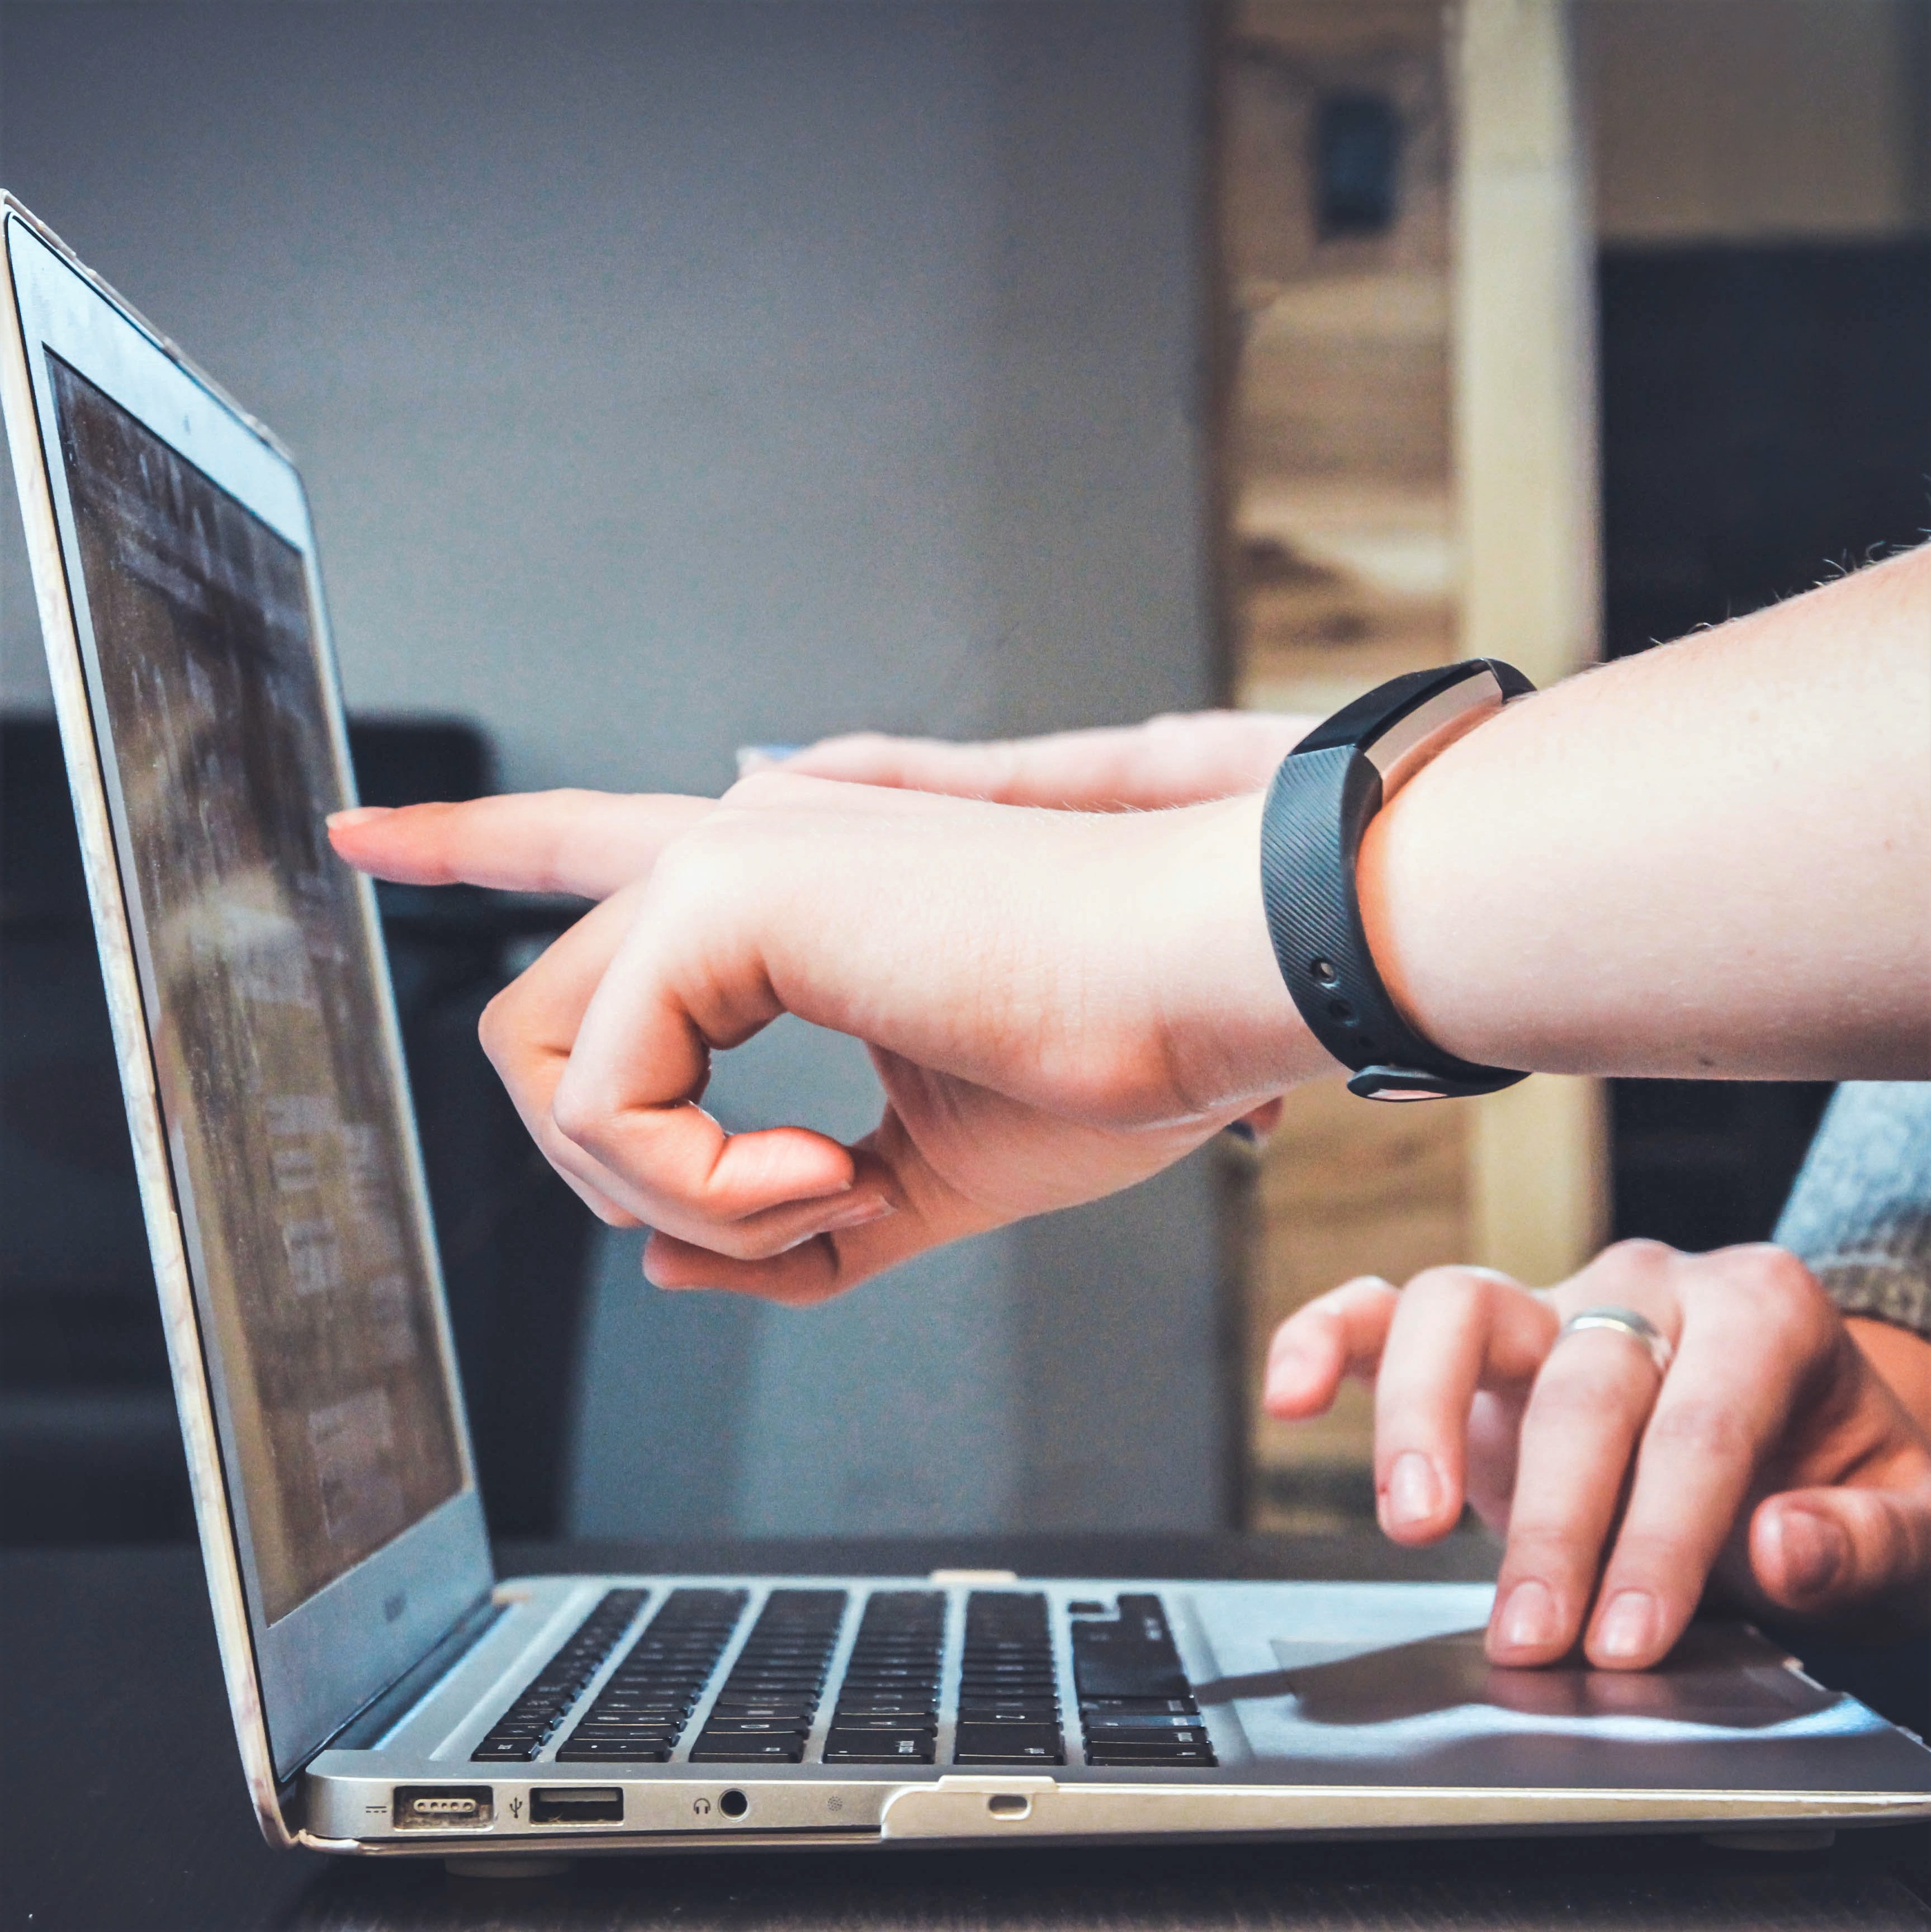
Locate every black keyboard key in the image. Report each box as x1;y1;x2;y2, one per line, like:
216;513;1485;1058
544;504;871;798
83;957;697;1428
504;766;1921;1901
1089;1731;1205;1761
822;1729;936;1763
958;1702;1058;1724
689;1736;806;1763
680;1588;849;1756
829;1589;945;1745
547;1586;747;1763
1085;1742;1217;1766
1069;1594;1214;1764
953;1722;1064;1764
469;1588;657;1762
1071;1594;1192;1702
1075;1657;1190;1700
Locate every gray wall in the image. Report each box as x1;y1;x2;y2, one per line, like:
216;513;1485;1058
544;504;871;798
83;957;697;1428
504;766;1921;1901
1;0;1230;1537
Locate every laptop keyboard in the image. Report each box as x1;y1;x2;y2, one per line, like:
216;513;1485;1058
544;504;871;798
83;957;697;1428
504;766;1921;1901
469;1587;647;1761
552;1588;746;1763
954;1589;1064;1764
822;1588;945;1764
1073;1593;1217;1767
688;1588;846;1764
472;1585;1215;1769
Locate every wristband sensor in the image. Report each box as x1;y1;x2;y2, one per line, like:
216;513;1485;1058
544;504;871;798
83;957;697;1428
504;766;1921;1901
1260;659;1535;1102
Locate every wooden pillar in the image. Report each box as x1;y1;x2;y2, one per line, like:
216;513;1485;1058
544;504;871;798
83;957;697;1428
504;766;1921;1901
1217;1;1607;1528
1454;0;1608;1286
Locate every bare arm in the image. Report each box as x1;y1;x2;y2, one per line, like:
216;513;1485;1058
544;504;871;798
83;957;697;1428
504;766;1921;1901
1363;544;1931;1079
331;548;1931;1302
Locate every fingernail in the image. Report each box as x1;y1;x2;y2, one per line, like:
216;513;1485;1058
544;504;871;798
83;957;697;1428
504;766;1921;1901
1383;1452;1442;1528
1596;1590;1658;1661
1776;1506;1848;1598
1263;1343;1315;1409
326;806;392;829
1497;1579;1561;1652
816;1196;897;1234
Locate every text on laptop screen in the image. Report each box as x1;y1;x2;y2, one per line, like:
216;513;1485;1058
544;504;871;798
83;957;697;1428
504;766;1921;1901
51;360;463;1623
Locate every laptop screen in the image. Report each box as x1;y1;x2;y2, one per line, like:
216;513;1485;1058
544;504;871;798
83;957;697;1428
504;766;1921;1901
51;357;465;1625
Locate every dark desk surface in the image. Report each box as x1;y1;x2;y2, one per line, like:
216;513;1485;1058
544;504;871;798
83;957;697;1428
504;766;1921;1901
4;1536;1928;1932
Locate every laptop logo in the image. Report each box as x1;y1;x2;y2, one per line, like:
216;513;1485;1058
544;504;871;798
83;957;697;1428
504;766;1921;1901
383;1591;407;1624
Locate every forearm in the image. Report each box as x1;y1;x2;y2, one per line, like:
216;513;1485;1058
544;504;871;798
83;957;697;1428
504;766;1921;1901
1357;546;1931;1079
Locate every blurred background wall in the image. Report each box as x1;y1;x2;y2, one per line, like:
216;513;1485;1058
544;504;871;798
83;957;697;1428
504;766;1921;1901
3;0;1927;1555
0;0;1231;1542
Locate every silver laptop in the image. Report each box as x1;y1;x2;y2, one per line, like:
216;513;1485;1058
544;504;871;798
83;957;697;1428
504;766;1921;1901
3;193;1927;1863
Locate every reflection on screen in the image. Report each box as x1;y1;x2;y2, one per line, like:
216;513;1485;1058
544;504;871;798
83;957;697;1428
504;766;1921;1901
52;360;463;1623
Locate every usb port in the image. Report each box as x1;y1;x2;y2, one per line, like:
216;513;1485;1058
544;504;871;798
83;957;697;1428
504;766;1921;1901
529;1785;624;1825
393;1785;493;1829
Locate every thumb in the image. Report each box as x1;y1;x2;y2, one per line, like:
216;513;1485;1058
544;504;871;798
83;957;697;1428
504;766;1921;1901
1750;1484;1931;1620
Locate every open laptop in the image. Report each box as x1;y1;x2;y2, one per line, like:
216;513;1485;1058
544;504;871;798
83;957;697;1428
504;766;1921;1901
3;193;1928;1862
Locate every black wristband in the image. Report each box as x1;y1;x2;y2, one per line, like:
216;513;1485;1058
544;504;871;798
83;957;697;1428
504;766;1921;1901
1260;659;1535;1102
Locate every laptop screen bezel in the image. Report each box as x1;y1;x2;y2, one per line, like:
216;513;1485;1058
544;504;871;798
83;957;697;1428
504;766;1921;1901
1;206;494;1791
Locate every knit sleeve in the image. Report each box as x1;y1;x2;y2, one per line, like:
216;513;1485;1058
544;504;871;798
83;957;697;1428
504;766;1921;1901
1773;1083;1931;1341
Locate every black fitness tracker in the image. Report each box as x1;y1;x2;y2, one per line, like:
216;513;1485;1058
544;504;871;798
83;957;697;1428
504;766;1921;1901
1260;658;1536;1102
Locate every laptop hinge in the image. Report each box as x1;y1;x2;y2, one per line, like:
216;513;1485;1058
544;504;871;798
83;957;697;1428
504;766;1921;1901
311;1590;506;1759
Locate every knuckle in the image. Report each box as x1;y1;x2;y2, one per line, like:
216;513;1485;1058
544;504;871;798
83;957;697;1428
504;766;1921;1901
724;766;807;809
1531;1349;1637;1416
1600;1525;1698;1583
547;1080;614;1154
1399;1266;1497;1318
1644;1396;1752;1464
1596;1237;1681;1283
1331;1274;1396;1308
1721;1241;1828;1314
1498;1524;1593;1583
1689;1245;1836;1363
476;988;517;1066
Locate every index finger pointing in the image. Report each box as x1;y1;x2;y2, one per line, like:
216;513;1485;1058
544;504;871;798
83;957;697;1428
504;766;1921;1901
328;790;715;900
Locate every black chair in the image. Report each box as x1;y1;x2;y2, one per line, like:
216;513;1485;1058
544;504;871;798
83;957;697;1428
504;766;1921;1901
0;714;593;1543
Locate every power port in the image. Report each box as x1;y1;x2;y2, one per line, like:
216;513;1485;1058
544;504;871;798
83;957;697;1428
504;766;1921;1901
393;1785;493;1829
529;1785;624;1825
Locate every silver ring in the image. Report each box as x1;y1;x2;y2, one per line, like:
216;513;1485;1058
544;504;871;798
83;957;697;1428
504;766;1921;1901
1557;1305;1674;1378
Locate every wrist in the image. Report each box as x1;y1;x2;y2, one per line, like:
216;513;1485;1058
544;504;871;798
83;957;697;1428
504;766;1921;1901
1142;793;1329;1109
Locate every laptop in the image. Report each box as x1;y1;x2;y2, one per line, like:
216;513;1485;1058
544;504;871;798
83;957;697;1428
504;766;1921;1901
3;193;1927;1863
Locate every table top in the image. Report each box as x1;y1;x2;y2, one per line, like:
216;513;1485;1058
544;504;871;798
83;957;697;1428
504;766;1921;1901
4;1536;1927;1932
